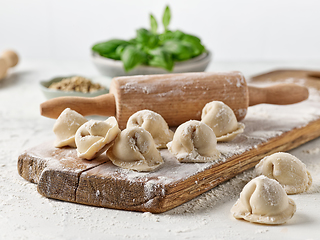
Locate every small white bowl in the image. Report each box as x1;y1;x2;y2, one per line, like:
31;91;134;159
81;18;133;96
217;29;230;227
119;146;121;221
40;76;110;99
91;51;212;78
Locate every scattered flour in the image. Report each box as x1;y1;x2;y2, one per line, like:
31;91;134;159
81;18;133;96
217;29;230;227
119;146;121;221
303;148;320;154
142;212;159;222
19;81;320;216
255;229;269;234
168;169;256;214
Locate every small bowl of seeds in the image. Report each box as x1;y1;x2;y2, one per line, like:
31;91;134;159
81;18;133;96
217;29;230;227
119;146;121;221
40;75;110;99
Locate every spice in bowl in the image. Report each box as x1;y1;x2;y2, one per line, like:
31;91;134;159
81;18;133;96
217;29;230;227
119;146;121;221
48;76;105;93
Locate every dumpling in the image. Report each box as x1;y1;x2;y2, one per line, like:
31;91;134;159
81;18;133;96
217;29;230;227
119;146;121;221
107;127;164;172
167;120;220;163
231;175;296;225
201;101;245;142
75;117;121;160
126;110;174;149
255;152;312;194
53;108;88;148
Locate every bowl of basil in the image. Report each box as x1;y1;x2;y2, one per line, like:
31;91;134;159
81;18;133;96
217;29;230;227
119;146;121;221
91;6;211;78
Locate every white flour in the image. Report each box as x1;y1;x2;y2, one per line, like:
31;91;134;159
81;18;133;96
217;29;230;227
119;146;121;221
3;59;320;240
303;147;320;154
168;168;256;214
19;83;320;216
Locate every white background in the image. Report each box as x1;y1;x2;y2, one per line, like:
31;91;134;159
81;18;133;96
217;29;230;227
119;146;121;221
1;0;320;62
1;2;320;239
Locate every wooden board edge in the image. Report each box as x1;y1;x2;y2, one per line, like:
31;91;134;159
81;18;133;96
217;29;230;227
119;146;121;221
75;173;166;213
17;118;320;214
37;162;108;202
150;118;320;213
250;69;314;80
17;152;49;184
60;118;320;214
37;168;80;202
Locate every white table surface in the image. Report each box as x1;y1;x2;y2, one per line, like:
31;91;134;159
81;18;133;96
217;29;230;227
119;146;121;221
1;59;320;240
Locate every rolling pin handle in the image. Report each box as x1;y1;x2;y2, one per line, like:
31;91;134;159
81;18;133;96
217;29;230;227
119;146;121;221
248;83;309;106
1;50;19;68
0;50;19;80
40;93;116;119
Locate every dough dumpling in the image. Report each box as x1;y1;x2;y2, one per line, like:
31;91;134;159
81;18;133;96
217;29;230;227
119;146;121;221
201;101;245;142
255;152;312;194
75;117;120;160
167;120;220;163
107;127;164;172
231;176;296;225
126;110;174;149
53;108;88;148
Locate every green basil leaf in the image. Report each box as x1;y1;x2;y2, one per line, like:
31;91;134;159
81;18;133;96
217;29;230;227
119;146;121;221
163;40;193;61
150;14;158;34
128;38;137;45
158;30;173;44
136;28;151;44
105;52;121;60
121;45;147;72
162;5;171;32
115;45;126;57
172;30;185;40
147;34;159;49
183;34;201;43
135;43;144;51
136;28;159;49
148;47;173;71
159;30;185;45
182;34;205;56
92;39;128;56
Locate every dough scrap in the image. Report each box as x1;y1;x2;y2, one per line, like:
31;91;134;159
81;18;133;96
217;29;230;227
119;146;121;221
231;175;296;225
53;108;88;148
126;110;174;149
255;152;312;194
167;120;220;163
75;117;120;160
201;101;245;142
107;127;164;172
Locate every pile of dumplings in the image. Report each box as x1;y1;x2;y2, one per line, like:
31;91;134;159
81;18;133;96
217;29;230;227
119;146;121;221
53;100;245;172
53;104;313;226
231;152;312;225
53;108;168;171
53;108;121;160
167;100;245;162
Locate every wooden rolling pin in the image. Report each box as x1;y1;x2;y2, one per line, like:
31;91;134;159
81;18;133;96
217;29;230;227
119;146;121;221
40;72;309;129
0;50;19;80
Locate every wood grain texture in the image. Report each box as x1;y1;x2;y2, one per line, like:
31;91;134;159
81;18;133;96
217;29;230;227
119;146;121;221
248;83;309;106
0;50;19;80
40;71;308;129
40;94;116;120
76;119;320;213
40;72;249;129
18;144;108;202
110;71;249;129
18;70;320;213
18;118;320;213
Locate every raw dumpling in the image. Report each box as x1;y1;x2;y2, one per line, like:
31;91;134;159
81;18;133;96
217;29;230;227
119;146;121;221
53;108;88;148
75;117;121;160
255;152;312;194
201;101;245;142
167;120;220;163
126;110;174;149
107;127;164;172
231;175;296;225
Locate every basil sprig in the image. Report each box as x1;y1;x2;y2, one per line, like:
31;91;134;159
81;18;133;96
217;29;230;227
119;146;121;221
92;6;207;72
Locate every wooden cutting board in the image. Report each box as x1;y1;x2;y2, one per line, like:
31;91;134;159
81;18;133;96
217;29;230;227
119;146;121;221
18;69;320;213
